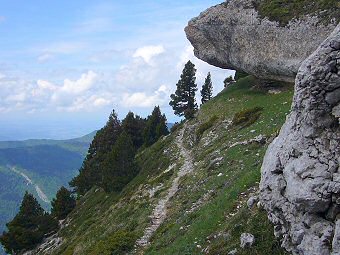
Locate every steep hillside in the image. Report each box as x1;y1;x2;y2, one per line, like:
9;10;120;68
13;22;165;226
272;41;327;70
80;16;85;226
0;132;95;255
32;76;294;255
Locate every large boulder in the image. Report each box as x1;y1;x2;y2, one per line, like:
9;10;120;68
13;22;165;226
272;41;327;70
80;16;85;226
185;0;336;83
260;24;340;255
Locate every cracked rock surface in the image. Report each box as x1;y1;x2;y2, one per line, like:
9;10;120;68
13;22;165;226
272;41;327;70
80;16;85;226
260;24;340;255
185;0;336;83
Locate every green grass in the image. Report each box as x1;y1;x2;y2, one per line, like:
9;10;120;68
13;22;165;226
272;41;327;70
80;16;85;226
88;230;137;255
196;115;218;139
51;135;177;255
47;76;294;255
232;107;263;129
254;0;340;26
145;76;293;254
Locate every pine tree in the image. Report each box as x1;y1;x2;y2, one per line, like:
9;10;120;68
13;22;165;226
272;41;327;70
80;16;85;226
201;72;213;105
0;192;58;254
51;187;76;220
143;106;169;147
70;109;122;195
122;112;147;149
156;115;169;139
102;131;139;192
170;61;198;119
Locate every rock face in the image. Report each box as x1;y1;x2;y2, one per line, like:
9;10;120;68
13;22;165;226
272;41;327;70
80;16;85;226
260;24;340;255
240;233;255;248
185;1;340;254
185;0;336;83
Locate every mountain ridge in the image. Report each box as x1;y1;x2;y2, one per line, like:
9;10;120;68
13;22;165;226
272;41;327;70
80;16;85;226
0;132;95;255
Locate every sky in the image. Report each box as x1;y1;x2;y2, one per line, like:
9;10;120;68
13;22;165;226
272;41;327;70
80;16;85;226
0;0;233;140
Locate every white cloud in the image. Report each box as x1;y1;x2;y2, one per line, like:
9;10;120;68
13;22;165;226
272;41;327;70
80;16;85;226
93;97;111;107
0;73;5;80
0;42;232;116
37;80;56;90
6;93;26;102
122;85;169;108
0;71;105;113
57;94;113;112
177;45;193;69
61;70;98;94
38;53;54;63
133;45;165;64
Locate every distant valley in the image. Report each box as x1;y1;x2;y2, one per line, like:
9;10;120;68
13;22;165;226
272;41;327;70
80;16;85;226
0;132;95;255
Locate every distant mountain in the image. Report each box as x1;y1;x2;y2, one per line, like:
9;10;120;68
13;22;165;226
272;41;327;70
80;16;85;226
0;131;96;255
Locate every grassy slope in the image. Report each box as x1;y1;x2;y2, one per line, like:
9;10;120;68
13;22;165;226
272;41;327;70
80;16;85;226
50;76;293;255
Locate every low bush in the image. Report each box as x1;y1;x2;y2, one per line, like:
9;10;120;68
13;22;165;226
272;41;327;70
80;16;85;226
90;230;137;255
232;107;263;129
196;115;219;139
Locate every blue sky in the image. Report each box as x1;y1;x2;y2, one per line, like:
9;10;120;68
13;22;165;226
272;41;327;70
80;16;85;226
0;0;233;140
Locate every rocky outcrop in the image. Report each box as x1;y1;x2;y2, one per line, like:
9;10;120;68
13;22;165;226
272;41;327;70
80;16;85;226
185;1;340;254
240;233;255;248
260;24;340;255
185;0;336;83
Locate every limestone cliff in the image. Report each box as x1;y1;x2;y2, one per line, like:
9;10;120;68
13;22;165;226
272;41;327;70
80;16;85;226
185;0;336;83
186;0;340;254
260;24;340;255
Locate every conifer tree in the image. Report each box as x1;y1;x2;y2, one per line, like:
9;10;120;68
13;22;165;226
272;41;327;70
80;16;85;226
0;192;57;254
122;112;146;149
201;72;213;105
143;106;169;147
51;187;76;220
102;131;139;192
170;60;198;119
70;109;122;195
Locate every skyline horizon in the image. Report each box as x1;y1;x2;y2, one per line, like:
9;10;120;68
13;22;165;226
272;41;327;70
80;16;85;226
0;0;233;141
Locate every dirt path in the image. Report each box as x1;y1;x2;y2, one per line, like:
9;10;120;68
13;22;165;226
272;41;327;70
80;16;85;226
135;125;194;250
10;166;50;203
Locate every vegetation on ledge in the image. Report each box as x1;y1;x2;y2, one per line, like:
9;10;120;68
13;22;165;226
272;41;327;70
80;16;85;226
254;0;340;26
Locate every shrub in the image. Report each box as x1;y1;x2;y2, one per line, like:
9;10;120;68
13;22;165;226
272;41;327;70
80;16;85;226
90;230;137;255
196;115;219;138
232;107;263;129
